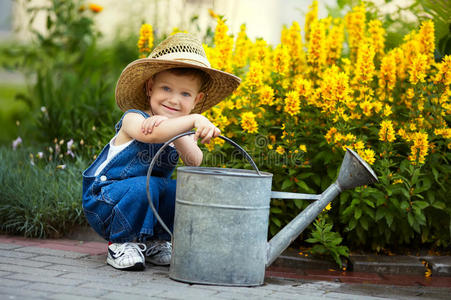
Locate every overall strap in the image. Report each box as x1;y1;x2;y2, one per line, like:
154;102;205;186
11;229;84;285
115;109;150;133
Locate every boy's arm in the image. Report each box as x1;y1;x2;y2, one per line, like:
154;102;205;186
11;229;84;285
122;113;218;143
120;112;218;166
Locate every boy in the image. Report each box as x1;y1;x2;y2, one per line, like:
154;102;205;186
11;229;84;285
82;33;240;270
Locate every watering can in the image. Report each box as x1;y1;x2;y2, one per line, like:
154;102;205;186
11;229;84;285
147;131;378;286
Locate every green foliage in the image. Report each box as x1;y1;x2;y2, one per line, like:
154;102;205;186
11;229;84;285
0;146;88;238
334;0;451;57
0;0;137;157
306;218;349;268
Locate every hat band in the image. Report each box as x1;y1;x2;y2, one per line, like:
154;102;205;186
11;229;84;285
155;52;211;68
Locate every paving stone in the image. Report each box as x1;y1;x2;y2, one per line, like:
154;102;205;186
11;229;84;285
100;292;164;300
349;255;425;275
0;256;53;268
0;286;49;299
0;249;37;259
6;272;86;286
422;256;451;276
16;246;89;259
78;281;164;296
27;282;107;298
47;294;100;300
152;285;219;299
0;242;25;250
30;255;105;267
0;263;64;277
0;278;30;287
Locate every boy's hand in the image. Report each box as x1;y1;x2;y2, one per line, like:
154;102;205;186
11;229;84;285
193;114;221;144
141;115;168;135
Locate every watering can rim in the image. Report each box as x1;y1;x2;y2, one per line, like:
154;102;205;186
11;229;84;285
344;147;379;183
177;166;273;177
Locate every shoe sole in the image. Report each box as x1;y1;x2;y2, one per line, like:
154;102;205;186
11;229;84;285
107;257;145;271
146;258;170;266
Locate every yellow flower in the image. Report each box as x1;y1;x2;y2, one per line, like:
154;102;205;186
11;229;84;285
304;0;318;42
273;45;291;75
379;120;396;142
240;112;258;134
325;127;337;144
324;203;332;211
434;128;451;139
408;132;429;165
245;61;264;89
307;19;326;72
379;51;397;91
233;24;251;68
276;146;285;155
88;3;103;13
353;140;365;150
208;9;218;19
213;17;234;72
393;179;403;185
433;55;451;85
268;144;273;150
353;42;376;84
406;88;415;99
284;91;301;116
344;3;366;59
299;144;307;152
368;19;385;57
358;148;376;165
293;77;313;98
326;20;344;64
409;54;429;85
137;24;153;56
258;85;275;106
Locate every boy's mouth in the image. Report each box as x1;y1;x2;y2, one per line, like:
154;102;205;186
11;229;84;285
163;105;178;112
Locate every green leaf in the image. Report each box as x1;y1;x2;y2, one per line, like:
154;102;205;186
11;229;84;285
312;174;321;187
354;208;362;220
272;217;281;227
375;208;385;221
360;217;369;231
270;207;283;214
386;213;394;227
281;178;293;190
296;180;315;193
294;199;304;209
413;201;429;210
432;201;445;210
407;213;414;227
400;201;409;211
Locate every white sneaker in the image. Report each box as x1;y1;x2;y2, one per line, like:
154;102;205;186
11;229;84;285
107;242;146;271
144;240;172;266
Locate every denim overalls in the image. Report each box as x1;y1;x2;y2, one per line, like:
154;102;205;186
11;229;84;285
82;109;179;243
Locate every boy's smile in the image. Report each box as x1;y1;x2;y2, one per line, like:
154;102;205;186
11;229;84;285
147;71;204;118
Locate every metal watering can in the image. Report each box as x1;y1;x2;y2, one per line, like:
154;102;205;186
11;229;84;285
147;131;378;286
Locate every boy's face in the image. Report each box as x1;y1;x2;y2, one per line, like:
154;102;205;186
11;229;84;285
146;70;204;118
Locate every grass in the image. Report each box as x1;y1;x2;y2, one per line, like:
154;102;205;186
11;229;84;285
0;82;29;145
0;146;88;238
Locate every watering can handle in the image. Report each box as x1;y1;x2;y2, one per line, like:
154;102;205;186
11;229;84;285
146;131;261;239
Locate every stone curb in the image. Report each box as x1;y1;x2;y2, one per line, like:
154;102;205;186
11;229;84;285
274;249;451;277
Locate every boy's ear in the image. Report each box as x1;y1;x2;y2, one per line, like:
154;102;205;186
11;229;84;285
145;78;153;96
193;92;205;109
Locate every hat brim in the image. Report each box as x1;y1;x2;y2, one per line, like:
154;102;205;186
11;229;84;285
115;58;241;114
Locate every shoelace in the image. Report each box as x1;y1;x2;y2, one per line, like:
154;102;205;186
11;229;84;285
114;242;146;260
145;241;171;256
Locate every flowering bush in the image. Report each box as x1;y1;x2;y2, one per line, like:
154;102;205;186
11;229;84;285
143;1;449;252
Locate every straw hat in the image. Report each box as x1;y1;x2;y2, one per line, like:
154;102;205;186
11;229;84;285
115;33;241;114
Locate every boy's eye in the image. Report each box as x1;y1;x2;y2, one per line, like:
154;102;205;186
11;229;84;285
182;92;191;97
162;86;170;91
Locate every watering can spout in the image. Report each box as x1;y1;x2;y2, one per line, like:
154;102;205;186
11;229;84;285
266;148;378;267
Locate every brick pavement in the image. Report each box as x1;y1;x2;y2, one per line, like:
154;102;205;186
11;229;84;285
1;235;450;300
